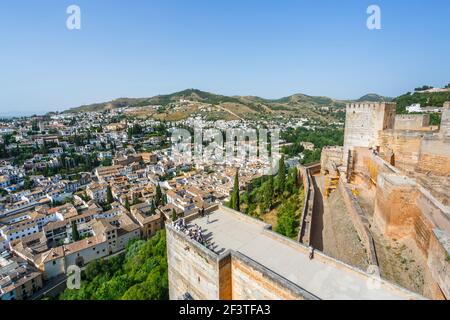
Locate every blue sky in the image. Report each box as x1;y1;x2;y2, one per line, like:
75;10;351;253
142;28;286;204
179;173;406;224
0;0;449;116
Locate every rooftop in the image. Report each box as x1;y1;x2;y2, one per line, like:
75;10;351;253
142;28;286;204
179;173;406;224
187;206;423;300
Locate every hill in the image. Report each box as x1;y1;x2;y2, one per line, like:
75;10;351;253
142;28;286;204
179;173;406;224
64;89;350;122
65;89;411;122
394;91;450;113
356;93;393;102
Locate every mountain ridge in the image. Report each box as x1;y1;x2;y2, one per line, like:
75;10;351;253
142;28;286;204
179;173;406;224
64;89;391;114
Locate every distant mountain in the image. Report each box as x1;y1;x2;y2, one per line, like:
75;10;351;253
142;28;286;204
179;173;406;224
356;93;393;102
64;89;395;122
65;90;325;122
65;89;243;113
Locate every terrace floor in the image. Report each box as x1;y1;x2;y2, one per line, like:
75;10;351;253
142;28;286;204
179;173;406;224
190;207;422;300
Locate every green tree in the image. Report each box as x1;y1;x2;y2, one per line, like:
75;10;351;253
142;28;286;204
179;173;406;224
276;197;300;238
277;155;286;196
106;185;114;204
230;168;240;212
171;209;177;221
59;231;169;301
125;197;130;211
150;199;156;215
71;221;80;242
155;184;163;207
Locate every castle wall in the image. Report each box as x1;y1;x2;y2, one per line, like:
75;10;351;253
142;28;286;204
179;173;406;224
166;224;220;300
440;102;450;138
298;164;318;245
416;137;450;175
320;146;343;175
427;230;450;299
394;114;430;131
373;173;421;239
166;222;318;300
230;252;315;300
337;175;378;266
378;131;424;173
352;150;400;186
416;187;450;232
218;255;232;300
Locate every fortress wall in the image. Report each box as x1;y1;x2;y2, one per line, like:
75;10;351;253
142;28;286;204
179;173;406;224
338;176;378;266
378;131;423;173
394;114;430;130
230;252;316;300
416;187;450;232
416;138;450;175
427;230;450;299
352;150;399;186
371;173;450;298
218;254;232;300
298;164;320;245
372;173;446;256
320;146;343;175
166;224;220;300
440;102;450;138
353;147;376;178
374;173;421;239
166;222;318;300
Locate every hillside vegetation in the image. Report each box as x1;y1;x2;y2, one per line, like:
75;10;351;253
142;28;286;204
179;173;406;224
59;231;168;300
64;89;380;123
395;91;450;113
63;87;450;124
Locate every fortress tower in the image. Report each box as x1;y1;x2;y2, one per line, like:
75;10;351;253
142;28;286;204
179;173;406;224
343;102;396;166
440;102;450;139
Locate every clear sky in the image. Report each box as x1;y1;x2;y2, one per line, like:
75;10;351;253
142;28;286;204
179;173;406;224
0;0;449;117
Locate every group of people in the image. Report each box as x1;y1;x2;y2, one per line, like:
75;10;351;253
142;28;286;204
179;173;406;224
173;219;209;247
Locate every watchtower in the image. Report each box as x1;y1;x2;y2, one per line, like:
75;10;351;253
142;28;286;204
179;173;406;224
343;102;396;167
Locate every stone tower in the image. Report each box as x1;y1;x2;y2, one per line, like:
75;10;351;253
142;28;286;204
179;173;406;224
440;102;450;139
343;102;397;165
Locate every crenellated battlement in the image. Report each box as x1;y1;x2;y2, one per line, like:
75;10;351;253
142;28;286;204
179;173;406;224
323;146;344;151
346;102;396;111
395;114;426;120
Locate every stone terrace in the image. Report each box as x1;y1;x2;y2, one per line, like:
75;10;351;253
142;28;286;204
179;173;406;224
189;206;424;300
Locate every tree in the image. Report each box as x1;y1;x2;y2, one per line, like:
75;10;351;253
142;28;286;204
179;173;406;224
276;197;299;238
150;200;156;215
230;168;240;212
171;209;177;221
59;231;169;301
125;197;130;211
260;181;272;214
106;185;114;204
23;176;33;190
155;184;163;207
277;155;286;196
71;221;80;242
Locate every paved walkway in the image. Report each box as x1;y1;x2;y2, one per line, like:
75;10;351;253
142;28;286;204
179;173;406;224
194;208;423;300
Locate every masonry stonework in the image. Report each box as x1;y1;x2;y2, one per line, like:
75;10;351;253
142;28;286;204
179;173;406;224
343;102;396;165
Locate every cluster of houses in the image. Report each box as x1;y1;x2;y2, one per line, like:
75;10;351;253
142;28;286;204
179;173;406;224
0;106;312;300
